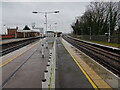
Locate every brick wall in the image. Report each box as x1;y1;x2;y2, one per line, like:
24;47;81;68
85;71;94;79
8;29;16;35
2;35;15;39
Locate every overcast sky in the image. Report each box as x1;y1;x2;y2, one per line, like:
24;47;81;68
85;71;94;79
1;2;89;34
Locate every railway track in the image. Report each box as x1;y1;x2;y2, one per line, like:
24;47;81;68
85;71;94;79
63;35;120;77
0;37;40;56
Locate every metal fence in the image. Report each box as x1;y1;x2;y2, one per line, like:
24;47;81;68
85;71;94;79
73;35;120;44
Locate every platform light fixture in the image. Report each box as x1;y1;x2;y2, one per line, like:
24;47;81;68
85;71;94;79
32;10;59;34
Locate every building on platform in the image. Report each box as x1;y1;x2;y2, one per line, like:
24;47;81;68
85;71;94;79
2;25;42;39
2;27;18;39
46;31;55;37
45;31;62;37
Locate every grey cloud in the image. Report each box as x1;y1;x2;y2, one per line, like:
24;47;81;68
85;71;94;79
2;2;89;34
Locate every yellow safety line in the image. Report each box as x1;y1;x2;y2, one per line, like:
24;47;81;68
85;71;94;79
0;42;38;67
61;40;98;90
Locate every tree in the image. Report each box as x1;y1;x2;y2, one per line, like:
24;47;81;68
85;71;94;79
71;1;119;36
71;19;81;35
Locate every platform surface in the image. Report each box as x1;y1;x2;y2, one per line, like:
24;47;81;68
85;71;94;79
55;38;93;88
0;38;27;45
2;38;52;88
1;37;115;89
60;37;114;89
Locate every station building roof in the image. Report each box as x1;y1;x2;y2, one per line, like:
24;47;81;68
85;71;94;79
46;31;55;33
17;29;39;33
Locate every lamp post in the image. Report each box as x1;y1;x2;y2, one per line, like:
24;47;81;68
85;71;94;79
32;11;59;35
108;21;111;43
3;24;6;35
88;27;91;40
54;22;57;32
32;11;59;56
90;27;91;40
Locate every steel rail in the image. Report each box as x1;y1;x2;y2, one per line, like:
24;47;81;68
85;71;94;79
1;38;39;56
63;36;120;77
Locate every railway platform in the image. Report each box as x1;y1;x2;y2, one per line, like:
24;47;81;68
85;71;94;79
56;38;93;88
56;38;112;89
2;38;53;88
1;37;118;89
1;36;41;45
0;38;28;45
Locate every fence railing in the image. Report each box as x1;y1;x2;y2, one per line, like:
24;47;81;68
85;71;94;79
71;35;119;44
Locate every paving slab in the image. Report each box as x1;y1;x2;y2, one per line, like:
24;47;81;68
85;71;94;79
55;38;93;88
2;38;53;88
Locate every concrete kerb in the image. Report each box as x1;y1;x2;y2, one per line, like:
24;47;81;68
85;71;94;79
42;38;56;89
50;37;56;88
42;50;52;89
42;66;50;88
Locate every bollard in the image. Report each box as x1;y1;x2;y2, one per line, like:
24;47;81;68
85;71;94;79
44;70;49;86
46;64;51;72
40;39;43;53
42;78;47;88
48;61;50;65
49;56;51;58
46;64;51;85
46;41;48;49
49;53;52;57
49;56;51;59
48;58;51;63
41;44;44;58
48;60;50;62
42;69;49;89
50;50;52;54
